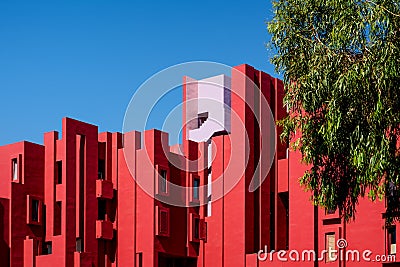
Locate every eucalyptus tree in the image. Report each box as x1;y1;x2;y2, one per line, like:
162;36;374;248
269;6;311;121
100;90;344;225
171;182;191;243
268;0;400;222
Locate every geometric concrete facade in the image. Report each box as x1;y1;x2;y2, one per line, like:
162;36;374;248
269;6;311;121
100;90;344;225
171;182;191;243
0;64;397;266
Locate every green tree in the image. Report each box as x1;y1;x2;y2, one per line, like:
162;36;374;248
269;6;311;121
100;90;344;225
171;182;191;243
268;0;400;222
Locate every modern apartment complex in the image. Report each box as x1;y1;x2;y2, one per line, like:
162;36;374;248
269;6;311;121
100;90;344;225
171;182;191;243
0;64;396;267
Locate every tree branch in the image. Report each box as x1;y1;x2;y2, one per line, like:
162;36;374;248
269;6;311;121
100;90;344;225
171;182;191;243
365;0;400;17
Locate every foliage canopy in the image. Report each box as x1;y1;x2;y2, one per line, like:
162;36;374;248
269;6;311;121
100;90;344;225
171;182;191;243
268;0;400;222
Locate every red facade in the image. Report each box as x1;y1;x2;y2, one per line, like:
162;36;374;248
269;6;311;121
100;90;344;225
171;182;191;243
0;64;397;266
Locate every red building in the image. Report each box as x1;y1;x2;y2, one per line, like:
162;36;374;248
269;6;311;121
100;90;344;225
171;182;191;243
0;64;397;267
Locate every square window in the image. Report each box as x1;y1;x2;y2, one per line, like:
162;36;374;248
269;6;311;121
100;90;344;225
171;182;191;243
43;242;52;255
324;207;340;219
326;208;335;215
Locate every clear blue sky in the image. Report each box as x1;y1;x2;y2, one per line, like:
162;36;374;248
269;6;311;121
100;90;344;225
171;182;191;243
0;0;276;146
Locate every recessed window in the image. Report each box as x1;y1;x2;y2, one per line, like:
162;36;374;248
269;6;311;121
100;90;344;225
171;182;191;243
190;214;201;242
43;242;52;255
159;169;167;194
32;199;39;222
27;196;41;225
326;208;336;215
193;178;200;200
54;201;61;236
76;238;83;252
156;166;169;196
325;233;336;262
200;219;207;241
98;159;105;180
194;218;200;239
56;161;62;184
98;199;106;220
388;226;396;255
12;158;18;181
160;210;169;234
156;206;169;237
136;253;143;267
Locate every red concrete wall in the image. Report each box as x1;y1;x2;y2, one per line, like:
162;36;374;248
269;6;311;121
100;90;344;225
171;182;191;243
0;141;45;267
